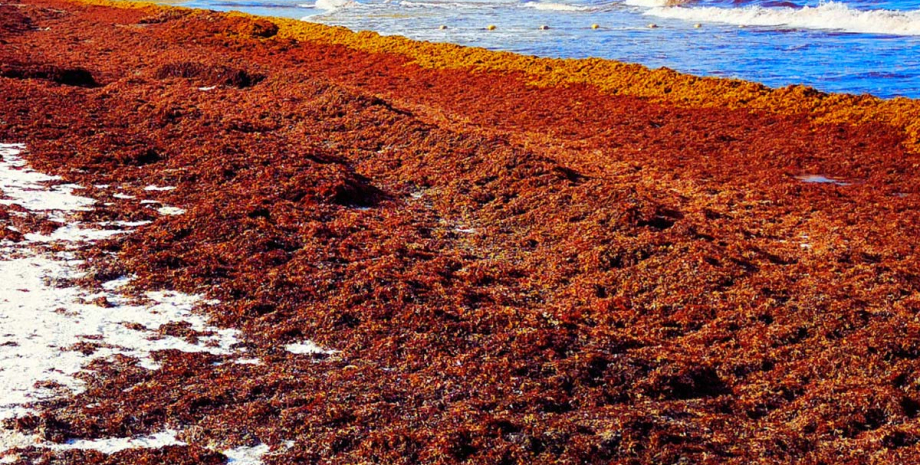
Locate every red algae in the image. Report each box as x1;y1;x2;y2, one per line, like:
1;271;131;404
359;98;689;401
2;0;920;463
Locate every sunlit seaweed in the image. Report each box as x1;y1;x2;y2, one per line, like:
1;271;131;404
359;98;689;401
80;0;920;154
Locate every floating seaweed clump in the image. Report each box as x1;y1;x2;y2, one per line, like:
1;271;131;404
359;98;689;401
2;0;920;463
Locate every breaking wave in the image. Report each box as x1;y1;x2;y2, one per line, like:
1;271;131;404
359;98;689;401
523;2;595;11
641;1;920;36
312;0;356;10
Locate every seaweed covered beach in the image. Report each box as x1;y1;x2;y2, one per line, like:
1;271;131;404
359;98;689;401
3;1;920;463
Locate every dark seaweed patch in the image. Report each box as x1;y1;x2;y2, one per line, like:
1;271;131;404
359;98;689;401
0;63;97;87
154;62;264;88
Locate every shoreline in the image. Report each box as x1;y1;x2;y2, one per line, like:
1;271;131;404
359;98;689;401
91;0;920;155
3;0;920;463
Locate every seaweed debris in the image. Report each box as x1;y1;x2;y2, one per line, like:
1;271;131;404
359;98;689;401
2;0;920;463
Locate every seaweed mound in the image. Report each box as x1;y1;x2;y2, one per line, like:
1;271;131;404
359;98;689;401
2;0;920;464
154;62;263;88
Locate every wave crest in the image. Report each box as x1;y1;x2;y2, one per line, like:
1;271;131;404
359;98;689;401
523;2;595;11
313;0;356;10
623;0;689;7
642;1;920;36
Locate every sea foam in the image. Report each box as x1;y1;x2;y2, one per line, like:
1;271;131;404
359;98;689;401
624;0;686;7
524;2;594;11
313;0;354;10
641;1;920;36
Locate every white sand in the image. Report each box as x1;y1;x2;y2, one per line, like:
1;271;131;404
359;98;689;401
0;144;250;461
0;144;307;463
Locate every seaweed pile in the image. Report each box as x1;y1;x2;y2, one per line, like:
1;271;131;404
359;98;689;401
2;0;920;463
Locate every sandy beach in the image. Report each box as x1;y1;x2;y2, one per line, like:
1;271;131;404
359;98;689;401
3;0;920;463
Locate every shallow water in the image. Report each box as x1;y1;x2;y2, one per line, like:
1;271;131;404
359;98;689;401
177;0;920;98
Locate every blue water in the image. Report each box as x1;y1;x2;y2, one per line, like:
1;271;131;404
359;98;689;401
179;0;920;98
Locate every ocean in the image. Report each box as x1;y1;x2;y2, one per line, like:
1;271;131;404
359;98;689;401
178;0;920;98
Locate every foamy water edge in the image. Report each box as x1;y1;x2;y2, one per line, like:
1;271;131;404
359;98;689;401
635;0;920;36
